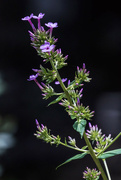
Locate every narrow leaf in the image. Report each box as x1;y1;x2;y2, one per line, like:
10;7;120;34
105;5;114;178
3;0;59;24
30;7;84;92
82;145;88;150
73;120;87;138
56;152;87;169
48;94;64;106
98;148;121;159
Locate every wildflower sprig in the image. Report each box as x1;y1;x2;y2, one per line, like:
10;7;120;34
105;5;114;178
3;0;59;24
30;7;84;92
22;12;108;180
34;119;88;153
22;12;121;180
83;167;101;180
34;119;61;146
23;12;94;126
22;12;108;179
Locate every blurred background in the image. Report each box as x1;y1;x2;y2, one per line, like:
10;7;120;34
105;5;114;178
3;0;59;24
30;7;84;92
0;0;121;179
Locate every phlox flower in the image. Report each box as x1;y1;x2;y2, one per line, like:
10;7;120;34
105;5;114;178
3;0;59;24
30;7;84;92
45;22;58;28
33;13;45;30
27;73;43;91
55;78;67;85
33;13;45;19
45;22;58;37
40;41;55;53
27;73;39;81
22;13;36;32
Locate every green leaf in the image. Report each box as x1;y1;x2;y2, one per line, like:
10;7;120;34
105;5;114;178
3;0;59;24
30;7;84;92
70;115;76;120
82;145;88;150
98;148;121;159
56;152;87;169
73;120;87;138
48;94;64;106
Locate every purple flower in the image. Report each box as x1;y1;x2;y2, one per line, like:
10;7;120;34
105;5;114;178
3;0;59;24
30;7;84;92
22;13;36;32
33;13;45;30
40;41;55;53
33;13;45;19
55;78;67;85
22;13;33;21
45;22;58;37
45;22;58;28
27;73;44;90
27;73;39;81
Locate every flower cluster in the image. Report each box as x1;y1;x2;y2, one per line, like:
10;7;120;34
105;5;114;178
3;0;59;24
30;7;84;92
34;119;80;150
59;98;94;121
83;167;101;180
86;123;113;153
75;64;91;84
34;119;61;146
22;13;67;71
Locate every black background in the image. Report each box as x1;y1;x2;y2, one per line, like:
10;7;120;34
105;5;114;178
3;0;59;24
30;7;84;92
0;0;121;179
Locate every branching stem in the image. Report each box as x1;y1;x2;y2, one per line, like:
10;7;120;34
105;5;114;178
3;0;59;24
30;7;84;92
59;141;87;153
49;58;108;180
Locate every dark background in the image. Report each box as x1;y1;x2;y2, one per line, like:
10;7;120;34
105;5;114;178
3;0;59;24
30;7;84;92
0;0;121;179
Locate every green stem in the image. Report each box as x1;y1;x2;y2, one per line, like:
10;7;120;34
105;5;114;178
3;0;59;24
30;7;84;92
59;141;87;153
50;59;73;104
103;159;111;180
50;59;108;180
